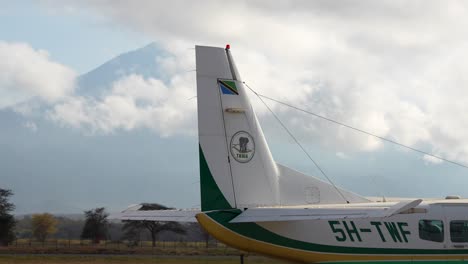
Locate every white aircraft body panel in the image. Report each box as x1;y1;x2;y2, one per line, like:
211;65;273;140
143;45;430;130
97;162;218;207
278;163;369;205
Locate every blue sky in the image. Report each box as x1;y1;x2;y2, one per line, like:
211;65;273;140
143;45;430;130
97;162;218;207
1;1;151;74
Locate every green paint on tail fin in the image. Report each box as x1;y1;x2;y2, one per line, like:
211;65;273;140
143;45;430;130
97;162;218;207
199;145;233;211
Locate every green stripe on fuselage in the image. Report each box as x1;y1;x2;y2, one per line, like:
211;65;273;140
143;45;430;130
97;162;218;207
318;260;468;264
206;210;468;255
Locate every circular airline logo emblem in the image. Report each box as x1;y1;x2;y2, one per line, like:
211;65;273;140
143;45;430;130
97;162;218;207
230;131;255;163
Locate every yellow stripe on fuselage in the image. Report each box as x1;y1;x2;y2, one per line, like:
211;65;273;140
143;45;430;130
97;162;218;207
196;213;468;263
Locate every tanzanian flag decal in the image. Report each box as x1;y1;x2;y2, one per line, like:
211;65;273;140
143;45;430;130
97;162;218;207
219;79;239;95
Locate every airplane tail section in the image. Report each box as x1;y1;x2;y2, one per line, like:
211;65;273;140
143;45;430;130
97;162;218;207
113;45;370;222
196;45;279;211
196;45;369;212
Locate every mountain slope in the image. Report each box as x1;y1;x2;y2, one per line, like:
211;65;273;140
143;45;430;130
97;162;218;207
77;42;170;97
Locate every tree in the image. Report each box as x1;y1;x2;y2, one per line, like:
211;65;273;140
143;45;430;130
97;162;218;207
54;216;85;240
0;189;16;246
81;207;109;244
122;220;143;246
31;213;58;242
122;203;186;247
198;225;212;248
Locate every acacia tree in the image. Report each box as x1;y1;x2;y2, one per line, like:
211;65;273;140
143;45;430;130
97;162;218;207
122;220;143;246
0;189;16;246
122;203;186;247
31;213;58;242
81;207;109;244
198;225;212;248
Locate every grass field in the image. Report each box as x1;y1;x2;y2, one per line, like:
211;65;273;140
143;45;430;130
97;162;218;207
0;240;293;263
2;240;243;255
0;255;291;264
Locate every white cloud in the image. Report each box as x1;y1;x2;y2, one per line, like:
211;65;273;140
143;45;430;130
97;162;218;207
423;154;444;165
336;152;349;159
23;121;38;132
49;73;197;136
37;1;468;164
0;41;76;108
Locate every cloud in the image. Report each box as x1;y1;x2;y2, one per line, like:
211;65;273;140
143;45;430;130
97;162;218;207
423;154;443;165
336;152;349;159
37;1;468;164
23;121;38;132
0;39;197;137
0;41;76;109
48;46;197;136
49;73;197;136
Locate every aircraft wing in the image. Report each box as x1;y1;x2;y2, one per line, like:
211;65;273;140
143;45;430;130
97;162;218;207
111;204;200;222
111;199;422;223
229;199;422;223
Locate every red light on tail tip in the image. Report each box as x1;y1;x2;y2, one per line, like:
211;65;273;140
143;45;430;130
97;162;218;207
226;44;230;50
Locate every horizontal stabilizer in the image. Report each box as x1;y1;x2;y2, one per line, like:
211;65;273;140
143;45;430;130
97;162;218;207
229;199;423;223
380;199;422;217
111;204;199;222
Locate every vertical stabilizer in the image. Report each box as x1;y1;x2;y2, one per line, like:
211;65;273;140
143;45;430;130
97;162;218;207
196;45;368;211
196;45;280;211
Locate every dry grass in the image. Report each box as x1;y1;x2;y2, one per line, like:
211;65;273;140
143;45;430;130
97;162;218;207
0;255;291;264
0;240;293;263
1;240;241;256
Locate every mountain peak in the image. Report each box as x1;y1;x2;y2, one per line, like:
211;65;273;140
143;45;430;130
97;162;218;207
77;42;170;97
